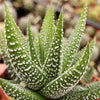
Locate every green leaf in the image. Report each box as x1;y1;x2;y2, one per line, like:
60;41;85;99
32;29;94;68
39;6;55;64
40;45;89;99
82;66;94;84
0;32;20;82
4;4;30;55
60;82;100;100
27;21;42;68
4;3;47;90
32;29;40;58
71;37;96;66
87;81;100;100
89;37;96;58
0;78;46;100
43;10;63;81
60;3;87;73
70;48;85;67
59;86;90;100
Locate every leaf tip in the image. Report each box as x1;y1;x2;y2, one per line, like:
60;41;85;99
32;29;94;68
28;20;30;28
4;2;8;12
87;42;89;48
93;36;96;42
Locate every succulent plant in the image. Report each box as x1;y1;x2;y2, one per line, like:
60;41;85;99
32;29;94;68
51;0;62;8
0;1;17;21
96;42;100;51
0;3;100;100
18;17;28;33
70;0;80;7
18;14;34;33
26;13;34;23
96;31;100;40
82;66;94;84
70;17;79;28
30;25;39;39
79;34;89;48
85;26;96;37
35;4;46;17
64;28;74;38
63;12;71;28
90;46;99;61
0;22;4;60
23;0;34;11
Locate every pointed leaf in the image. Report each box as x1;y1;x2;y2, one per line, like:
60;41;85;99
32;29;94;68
82;66;94;83
4;3;47;90
60;82;100;100
32;29;40;58
0;78;46;100
43;10;63;81
71;37;96;66
40;45;89;99
87;82;100;100
0;32;20;82
4;4;30;55
27;21;42;68
60;3;87;73
89;37;96;58
60;86;90;100
39;7;55;64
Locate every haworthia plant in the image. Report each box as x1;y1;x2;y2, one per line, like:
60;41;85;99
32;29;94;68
0;32;20;82
0;2;100;100
60;81;100;100
40;45;89;99
88;82;100;100
39;7;55;64
71;37;96;67
4;3;47;90
43;10;63;81
0;78;45;100
27;21;42;69
60;3;87;74
59;85;90;100
82;66;94;84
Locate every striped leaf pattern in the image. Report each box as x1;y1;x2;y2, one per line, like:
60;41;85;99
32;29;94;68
59;86;90;100
40;45;89;99
4;3;47;90
27;21;42;68
0;78;45;100
60;82;100;100
43;10;63;81
88;82;100;100
39;7;55;64
82;66;94;84
60;3;87;73
71;37;96;66
0;3;99;100
0;32;20;82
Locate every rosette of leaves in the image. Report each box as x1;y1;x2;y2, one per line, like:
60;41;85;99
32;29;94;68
0;3;100;100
